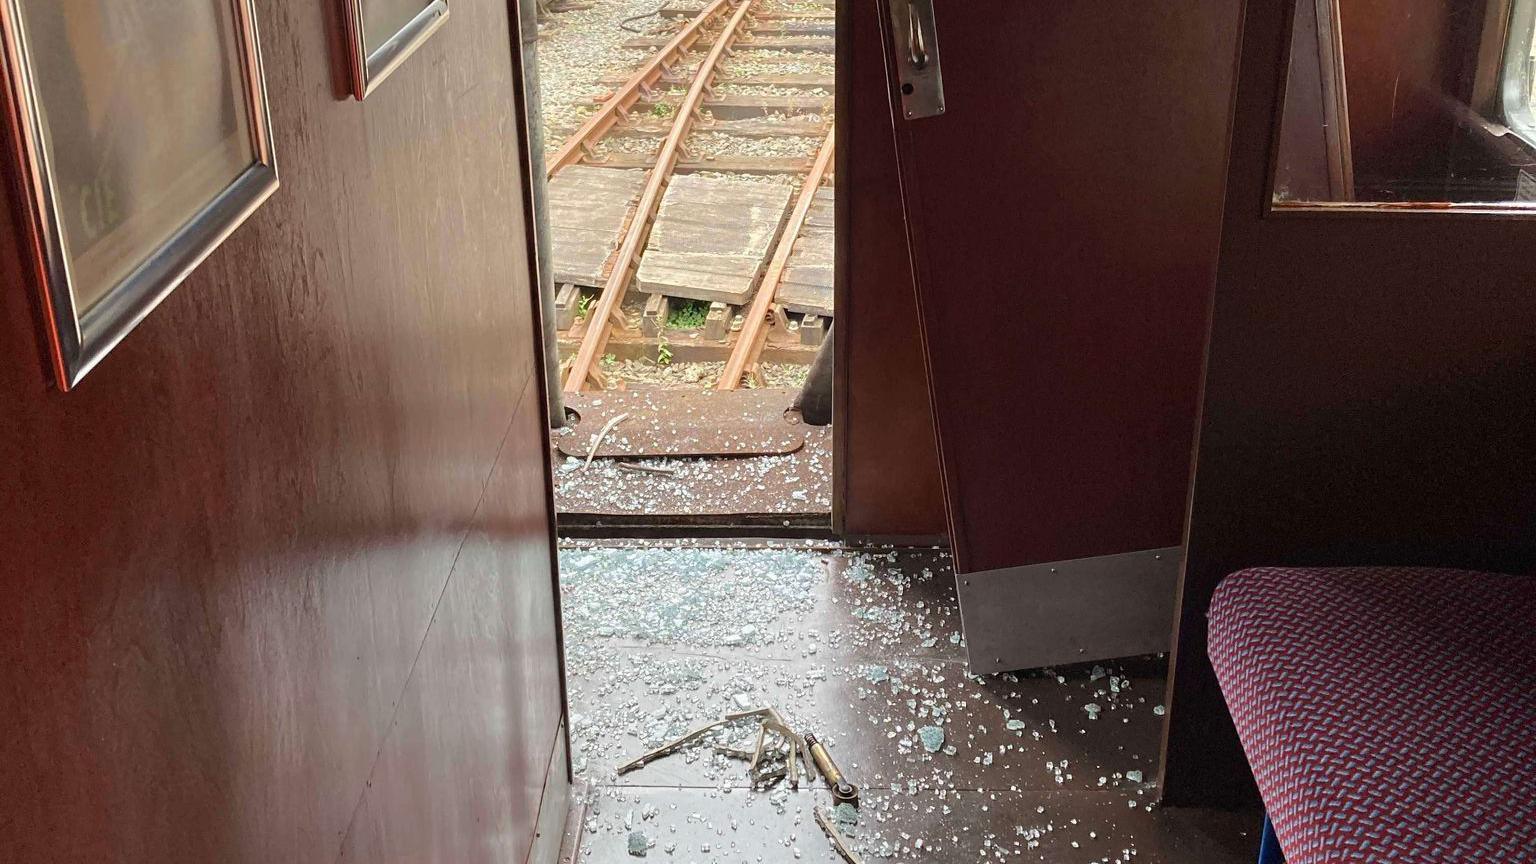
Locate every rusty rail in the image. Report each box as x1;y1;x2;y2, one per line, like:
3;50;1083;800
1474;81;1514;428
717;128;834;390
546;0;733;178
562;0;759;393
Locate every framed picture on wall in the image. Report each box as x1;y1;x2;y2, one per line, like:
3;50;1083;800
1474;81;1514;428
342;0;449;100
0;0;279;391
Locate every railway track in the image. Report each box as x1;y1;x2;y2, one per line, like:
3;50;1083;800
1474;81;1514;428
544;0;836;393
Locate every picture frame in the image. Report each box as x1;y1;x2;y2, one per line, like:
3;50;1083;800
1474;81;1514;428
0;0;279;390
342;0;449;100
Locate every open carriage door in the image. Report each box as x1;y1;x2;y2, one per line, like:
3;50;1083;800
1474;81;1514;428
878;0;1242;672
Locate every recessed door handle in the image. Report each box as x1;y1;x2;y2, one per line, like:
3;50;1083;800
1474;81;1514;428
908;7;928;70
890;0;944;119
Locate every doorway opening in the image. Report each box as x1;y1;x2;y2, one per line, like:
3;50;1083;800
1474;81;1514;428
521;0;838;530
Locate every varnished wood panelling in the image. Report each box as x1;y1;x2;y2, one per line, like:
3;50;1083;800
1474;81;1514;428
884;1;1240;573
836;0;946;539
340;379;564;863
0;0;563;861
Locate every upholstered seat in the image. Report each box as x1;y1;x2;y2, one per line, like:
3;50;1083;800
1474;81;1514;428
1209;566;1536;863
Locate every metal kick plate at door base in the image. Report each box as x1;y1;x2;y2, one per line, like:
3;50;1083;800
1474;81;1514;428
955;547;1183;675
889;0;944;119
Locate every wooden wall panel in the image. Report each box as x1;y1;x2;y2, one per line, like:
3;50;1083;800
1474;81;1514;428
341;379;565;863
0;0;565;861
836;0;946;539
1162;0;1536;808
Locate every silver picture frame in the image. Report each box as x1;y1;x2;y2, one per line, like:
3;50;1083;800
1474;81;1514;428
343;0;449;100
0;0;279;390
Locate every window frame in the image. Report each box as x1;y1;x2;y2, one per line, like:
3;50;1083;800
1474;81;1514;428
1501;0;1536;149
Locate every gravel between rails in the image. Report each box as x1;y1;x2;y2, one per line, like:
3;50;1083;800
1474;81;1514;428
536;0;678;150
689;131;820;159
722;48;834;73
599;357;812;390
711;83;832;98
540;0;834;392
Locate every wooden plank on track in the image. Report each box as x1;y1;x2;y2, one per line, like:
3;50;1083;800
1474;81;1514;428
637;253;761;300
716;128;833;391
635;174;793;305
775;186;834;316
547;166;648;286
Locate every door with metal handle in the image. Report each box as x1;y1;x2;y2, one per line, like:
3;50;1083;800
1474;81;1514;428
877;0;1241;672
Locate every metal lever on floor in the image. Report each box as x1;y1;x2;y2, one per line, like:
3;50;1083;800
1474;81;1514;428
804;732;859;806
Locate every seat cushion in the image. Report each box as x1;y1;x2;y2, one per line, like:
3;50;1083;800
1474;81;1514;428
1209;566;1536;864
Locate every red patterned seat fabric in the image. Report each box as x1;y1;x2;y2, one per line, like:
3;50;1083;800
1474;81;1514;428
1209;566;1536;863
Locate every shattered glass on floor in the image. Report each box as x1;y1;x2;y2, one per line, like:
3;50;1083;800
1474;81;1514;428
559;541;1256;863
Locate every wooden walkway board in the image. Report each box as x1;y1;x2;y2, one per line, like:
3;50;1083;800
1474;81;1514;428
636;175;793;304
548;166;648;287
775;186;834;316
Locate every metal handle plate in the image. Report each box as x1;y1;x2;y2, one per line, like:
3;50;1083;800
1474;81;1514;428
890;0;945;119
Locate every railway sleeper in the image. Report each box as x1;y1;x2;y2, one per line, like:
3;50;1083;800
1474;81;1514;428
581;153;812;175
590;96;830;120
660;3;834;19
613;116;827;137
623;35;833;52
600;72;834;89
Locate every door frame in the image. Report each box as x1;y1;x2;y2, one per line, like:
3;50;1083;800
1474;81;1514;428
831;0;850;536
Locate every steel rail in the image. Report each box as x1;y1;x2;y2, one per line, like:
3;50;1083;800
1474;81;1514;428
563;0;759;393
717;127;834;390
546;0;733;178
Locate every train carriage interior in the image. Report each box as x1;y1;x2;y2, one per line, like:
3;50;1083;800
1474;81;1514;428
1;1;1533;863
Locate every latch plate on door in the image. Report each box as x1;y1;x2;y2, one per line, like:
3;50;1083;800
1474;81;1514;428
888;0;945;120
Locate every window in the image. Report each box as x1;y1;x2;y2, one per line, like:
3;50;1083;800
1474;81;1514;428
1274;0;1536;211
1502;0;1536;150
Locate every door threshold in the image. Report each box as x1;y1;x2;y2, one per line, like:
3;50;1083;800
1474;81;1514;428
556;512;835;540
